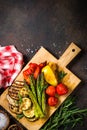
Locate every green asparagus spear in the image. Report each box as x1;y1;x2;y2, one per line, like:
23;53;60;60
41;72;47;115
36;74;42;107
42;90;46;114
24;82;45;118
29;75;37;99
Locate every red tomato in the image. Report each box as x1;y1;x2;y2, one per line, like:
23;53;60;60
56;83;68;95
48;96;58;106
46;86;56;96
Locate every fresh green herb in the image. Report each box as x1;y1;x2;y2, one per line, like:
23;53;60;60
58;71;67;83
40;96;87;130
16;113;24;119
18;93;23;104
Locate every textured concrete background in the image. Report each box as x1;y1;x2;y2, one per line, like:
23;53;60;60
0;0;87;129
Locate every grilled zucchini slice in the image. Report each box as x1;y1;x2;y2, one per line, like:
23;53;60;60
28;116;38;122
23;106;35;119
23;106;38;121
19;97;32;111
19;87;29;97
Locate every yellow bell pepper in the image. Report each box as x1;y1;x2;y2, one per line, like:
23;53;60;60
48;62;58;71
42;65;58;86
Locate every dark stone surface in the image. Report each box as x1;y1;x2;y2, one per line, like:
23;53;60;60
0;0;87;129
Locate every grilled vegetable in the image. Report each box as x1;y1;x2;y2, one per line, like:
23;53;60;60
48;62;58;72
33;65;40;79
36;74;42;106
9;104;22;114
7;95;19;107
19;87;29;97
28;116;38;122
29;75;37;99
42;65;58;86
8;81;24;100
41;72;47;114
36;72;47;114
23;106;35;119
23;71;30;84
24;83;45;118
23;62;46;85
19;97;32;111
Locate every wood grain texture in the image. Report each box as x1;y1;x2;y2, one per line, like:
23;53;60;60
0;43;81;130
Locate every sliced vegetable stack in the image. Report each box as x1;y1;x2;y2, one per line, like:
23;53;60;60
7;61;69;121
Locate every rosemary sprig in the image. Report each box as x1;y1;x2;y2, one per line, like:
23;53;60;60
18;93;23;104
58;71;67;83
40;96;87;130
16;113;24;119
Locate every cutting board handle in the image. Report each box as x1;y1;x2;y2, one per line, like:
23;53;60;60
58;43;81;67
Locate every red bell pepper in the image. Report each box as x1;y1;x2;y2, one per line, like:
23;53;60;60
23;62;46;84
34;65;40;79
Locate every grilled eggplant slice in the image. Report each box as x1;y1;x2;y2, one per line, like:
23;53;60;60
8;81;24;100
9;104;22;114
14;80;24;86
7;95;19;107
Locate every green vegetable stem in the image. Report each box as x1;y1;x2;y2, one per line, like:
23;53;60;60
24;79;45;118
40;96;87;130
36;74;42;107
41;72;47;115
36;72;47;115
29;75;37;99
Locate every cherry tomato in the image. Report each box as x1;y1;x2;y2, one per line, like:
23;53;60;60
48;96;58;106
56;83;68;95
46;86;56;96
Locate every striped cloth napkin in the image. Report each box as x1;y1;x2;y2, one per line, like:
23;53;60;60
0;45;23;88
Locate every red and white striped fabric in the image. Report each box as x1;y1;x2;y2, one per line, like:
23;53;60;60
0;45;23;88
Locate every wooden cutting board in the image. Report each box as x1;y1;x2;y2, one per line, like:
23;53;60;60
0;42;81;130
